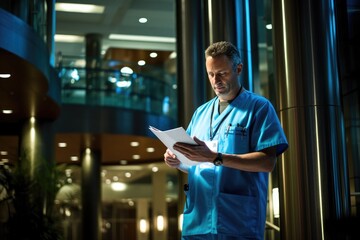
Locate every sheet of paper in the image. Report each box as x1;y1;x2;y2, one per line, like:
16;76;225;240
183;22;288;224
149;126;199;166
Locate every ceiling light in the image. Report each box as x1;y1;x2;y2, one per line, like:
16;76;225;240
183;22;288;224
169;52;177;59
146;147;155;153
130;141;139;147
0;151;8;155
152;166;159;172
55;3;104;14
266;24;273;30
138;60;146;66
2;110;13;114
0;73;11;78
120;66;133;75
120;160;127;165
109;34;176;43
58;142;67;147
139;17;148;23
55;34;84;43
70;156;79;161
111;182;126;191
132;155;140;160
125;172;131;178
150;52;158;58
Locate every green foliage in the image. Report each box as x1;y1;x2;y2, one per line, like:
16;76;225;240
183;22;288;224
0;153;65;240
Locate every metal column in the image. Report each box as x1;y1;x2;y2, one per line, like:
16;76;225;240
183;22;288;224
272;0;350;239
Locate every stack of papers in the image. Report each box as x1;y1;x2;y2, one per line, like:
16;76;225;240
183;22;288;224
149;126;199;166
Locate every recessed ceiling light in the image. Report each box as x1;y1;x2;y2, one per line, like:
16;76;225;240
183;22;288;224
130;141;139;147
138;60;146;66
125;172;132;178
152;166;159;172
120;160;127;165
55;3;105;14
0;74;11;78
139;17;148;23
132;155;140;160
2;110;13;114
0;151;8;155
58;142;67;148
146;147;155;152
150;52;158;58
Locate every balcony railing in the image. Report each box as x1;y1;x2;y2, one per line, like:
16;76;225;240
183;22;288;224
57;65;178;120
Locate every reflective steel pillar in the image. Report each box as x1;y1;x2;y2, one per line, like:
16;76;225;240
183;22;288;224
81;148;101;240
85;33;102;105
176;0;206;127
272;0;350;239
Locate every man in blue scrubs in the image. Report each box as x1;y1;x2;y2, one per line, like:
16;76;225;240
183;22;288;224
164;41;288;239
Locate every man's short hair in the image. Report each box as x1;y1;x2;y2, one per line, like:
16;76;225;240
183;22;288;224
205;41;242;69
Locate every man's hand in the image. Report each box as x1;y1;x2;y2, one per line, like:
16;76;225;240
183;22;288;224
173;137;216;163
164;148;181;168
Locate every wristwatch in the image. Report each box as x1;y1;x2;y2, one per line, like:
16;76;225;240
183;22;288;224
213;152;223;166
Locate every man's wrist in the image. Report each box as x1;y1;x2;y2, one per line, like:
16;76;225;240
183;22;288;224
213;152;223;166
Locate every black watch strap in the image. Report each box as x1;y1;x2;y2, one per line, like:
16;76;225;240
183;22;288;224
213;152;223;166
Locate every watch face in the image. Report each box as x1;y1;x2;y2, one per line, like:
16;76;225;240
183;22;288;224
213;153;223;166
213;158;223;166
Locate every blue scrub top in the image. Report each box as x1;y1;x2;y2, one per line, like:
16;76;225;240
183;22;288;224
182;89;288;239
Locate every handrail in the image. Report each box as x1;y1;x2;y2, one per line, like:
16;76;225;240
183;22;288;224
266;221;280;232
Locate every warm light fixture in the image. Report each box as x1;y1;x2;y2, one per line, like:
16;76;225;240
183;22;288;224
111;182;126;191
55;34;84;43
152;166;159;172
0;151;8;156
2;110;13;114
0;74;11;78
132;155;140;160
130;141;139;147
272;187;280;218
146;147;155;152
58;142;67;148
266;24;273;30
55;3;104;14
109;34;176;43
139;219;147;233
156;215;164;231
70;156;79;161
178;214;183;231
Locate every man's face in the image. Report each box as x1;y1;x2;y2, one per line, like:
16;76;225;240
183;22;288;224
206;55;242;101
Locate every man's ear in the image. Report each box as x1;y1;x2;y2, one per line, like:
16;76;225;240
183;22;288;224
237;63;243;74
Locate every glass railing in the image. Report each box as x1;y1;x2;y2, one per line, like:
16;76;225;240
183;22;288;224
56;63;178;120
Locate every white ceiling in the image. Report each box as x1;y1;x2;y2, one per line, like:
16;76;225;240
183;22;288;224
55;0;177;58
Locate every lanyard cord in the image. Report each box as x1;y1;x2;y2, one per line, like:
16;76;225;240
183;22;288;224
209;85;242;140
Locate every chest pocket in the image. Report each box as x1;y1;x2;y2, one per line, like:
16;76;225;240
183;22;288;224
223;124;249;154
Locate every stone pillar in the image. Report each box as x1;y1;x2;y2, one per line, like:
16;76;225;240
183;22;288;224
152;171;167;240
136;198;149;240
